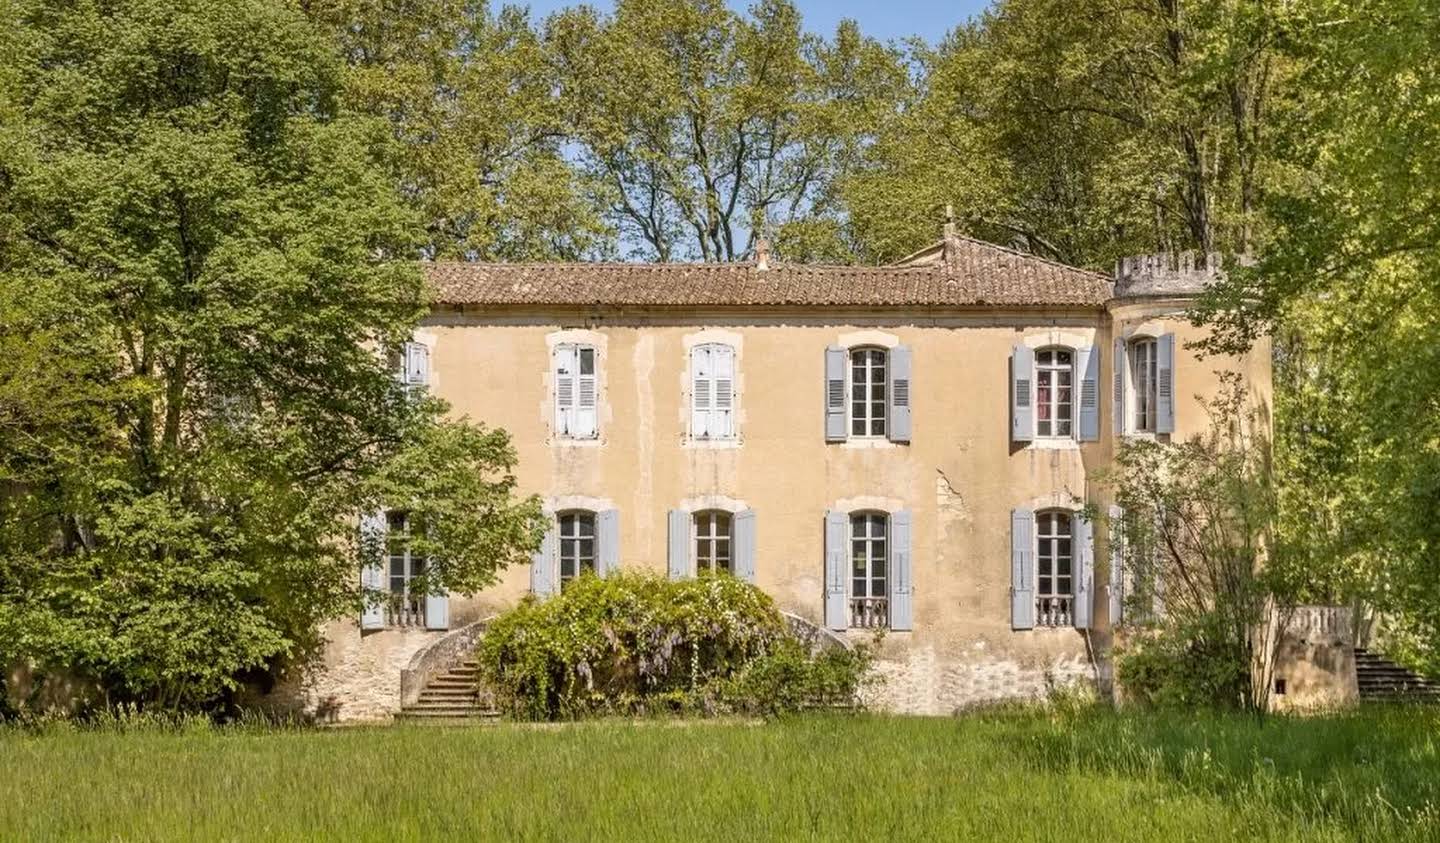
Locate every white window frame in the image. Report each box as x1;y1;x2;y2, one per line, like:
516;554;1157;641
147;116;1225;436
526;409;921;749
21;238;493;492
849;511;889;628
554;343;599;440
690;343;737;441
848;347;888;439
557;510;597;587
1129;338;1158;434
1035;509;1075;627
692;509;733;574
386;511;428;627
1035;346;1075;440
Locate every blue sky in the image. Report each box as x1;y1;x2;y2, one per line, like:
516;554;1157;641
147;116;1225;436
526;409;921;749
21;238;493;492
518;1;995;42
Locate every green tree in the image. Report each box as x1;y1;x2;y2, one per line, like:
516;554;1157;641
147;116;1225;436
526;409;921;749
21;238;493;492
0;0;544;712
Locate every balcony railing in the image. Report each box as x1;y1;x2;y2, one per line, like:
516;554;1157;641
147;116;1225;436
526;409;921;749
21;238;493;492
1036;596;1073;628
385;593;427;628
850;597;889;629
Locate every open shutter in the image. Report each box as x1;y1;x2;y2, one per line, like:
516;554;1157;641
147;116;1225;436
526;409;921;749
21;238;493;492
554;346;576;437
667;509;690;580
597;509;619;576
1011;345;1035;444
734;509;757;583
1113;337;1126;435
425;589;449;630
712;345;735;439
888;346;912;443
889;510;913;630
824;346;847;441
1108;505;1125;627
824;510;848;630
404;342;430;387
1077;346;1100;441
1156;333;1176;434
360;512;387;630
1073;515;1094;630
576;348;598;438
1011;508;1035;630
691;345;712;439
530;525;558;597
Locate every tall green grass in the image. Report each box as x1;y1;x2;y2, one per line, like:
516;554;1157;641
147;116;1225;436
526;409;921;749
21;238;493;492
2;707;1437;842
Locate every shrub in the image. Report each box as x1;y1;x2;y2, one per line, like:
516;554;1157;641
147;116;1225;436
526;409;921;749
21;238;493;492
475;571;871;719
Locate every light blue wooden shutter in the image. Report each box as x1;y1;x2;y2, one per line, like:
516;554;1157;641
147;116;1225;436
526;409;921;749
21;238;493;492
1011;345;1034;443
425;589;449;630
597;509;619;576
824;510;848;630
360;511;387;630
404;342;429;387
889;510;913;630
1113;337;1126;435
888;346;912;443
667;509;690;580
825;347;846;441
1011;508;1035;630
530;525;558;597
1073;515;1094;630
1108;504;1125;627
1156;333;1176;434
734;509;757;583
1077;346;1100;441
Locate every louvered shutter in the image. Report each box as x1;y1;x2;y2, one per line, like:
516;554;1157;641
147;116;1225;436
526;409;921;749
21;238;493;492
733;509;757;583
1156;333;1176;434
1077;346;1100;441
691;345;712;439
889;510;913;630
576;348;598;438
596;509;620;576
1011;509;1035;630
404;342;430;387
888;346;912;443
360;511;387;630
824;347;846;441
1113;337;1127;435
530;525;558;597
667;509;690;580
824;510;848;630
712;345;735;439
1108;505;1125;627
1011;345;1035;444
554;346;576;436
1073;515;1094;630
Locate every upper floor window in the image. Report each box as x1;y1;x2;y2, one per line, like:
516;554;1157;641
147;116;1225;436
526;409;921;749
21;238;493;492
554;344;598;439
1130;338;1158;433
1035;510;1074;627
557;510;596;587
391;341;430;392
1035;347;1074;439
825;345;911;444
691;343;736;440
693;510;732;573
850;348;888;438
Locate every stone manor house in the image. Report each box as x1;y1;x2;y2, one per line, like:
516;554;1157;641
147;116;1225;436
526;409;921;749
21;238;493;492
287;232;1287;721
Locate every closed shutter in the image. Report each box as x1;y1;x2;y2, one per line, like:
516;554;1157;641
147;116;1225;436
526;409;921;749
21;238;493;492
1108;504;1125;627
824;347;846;442
824;510;847;630
1011;508;1035;630
554;346;576;437
888;346;912;443
691;345;712;439
404;342;430;387
425;590;449;630
576;348;598;438
1156;333;1176;434
1077;346;1100;441
889;510;913;630
1113;337;1126;435
360;511;387;630
734;509;757;584
597;509;620;576
667;509;690;580
1073;515;1094;630
1011;345;1035;444
530;525;558;597
712;344;735;439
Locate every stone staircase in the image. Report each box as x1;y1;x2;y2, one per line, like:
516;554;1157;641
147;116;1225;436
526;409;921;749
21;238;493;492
397;658;500;722
1354;648;1440;703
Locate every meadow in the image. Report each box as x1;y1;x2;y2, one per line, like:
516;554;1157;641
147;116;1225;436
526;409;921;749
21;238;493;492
2;706;1437;842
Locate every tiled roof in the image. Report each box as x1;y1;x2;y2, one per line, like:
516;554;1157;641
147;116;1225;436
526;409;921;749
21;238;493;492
425;237;1112;309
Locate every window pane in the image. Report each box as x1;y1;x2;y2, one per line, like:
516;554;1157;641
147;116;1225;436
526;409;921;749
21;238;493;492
579;347;594;375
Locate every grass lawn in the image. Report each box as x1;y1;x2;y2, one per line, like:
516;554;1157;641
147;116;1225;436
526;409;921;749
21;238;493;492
3;706;1438;842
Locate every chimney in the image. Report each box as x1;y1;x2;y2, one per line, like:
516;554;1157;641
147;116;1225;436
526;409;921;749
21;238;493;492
755;236;770;272
941;203;960;266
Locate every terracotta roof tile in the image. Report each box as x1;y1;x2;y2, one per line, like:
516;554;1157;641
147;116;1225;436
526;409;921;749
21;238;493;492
424;237;1112;309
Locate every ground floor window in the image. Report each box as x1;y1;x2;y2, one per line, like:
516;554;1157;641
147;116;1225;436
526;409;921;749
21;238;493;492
558;511;596;587
386;511;428;626
1036;510;1073;626
850;512;889;628
693;510;732;573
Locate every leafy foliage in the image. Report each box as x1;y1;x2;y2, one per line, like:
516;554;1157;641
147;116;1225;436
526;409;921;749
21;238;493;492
476;571;871;719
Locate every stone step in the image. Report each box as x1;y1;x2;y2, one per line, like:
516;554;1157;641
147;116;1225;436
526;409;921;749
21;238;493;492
426;678;479;689
399;707;498;719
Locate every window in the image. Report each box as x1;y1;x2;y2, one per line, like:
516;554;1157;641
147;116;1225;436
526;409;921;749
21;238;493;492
850;512;889;628
1035;510;1074;627
693;510;732;573
386;511;428;627
554;344;598;439
1035;347;1074;438
691;344;736;440
557;511;596;587
850;347;887;438
1130;338;1157;433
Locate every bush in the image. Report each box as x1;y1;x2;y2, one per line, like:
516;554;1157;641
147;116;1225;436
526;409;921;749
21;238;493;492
475;571;872;719
1115;620;1252;709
